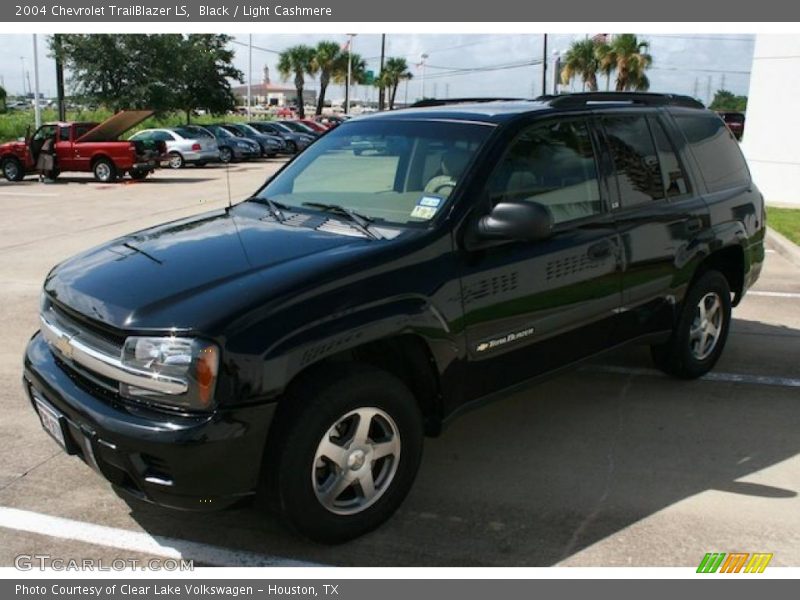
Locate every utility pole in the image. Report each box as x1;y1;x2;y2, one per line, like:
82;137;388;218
345;33;356;114
419;53;428;99
720;73;726;92
552;51;561;95
378;34;386;111
247;34;252;118
54;34;66;120
693;77;698;100
541;34;548;96
706;75;712;106
32;35;41;128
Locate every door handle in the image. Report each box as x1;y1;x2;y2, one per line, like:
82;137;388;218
686;218;703;234
587;240;612;261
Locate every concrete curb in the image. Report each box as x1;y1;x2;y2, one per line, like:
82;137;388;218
766;226;800;268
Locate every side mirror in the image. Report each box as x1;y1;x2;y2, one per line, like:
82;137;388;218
476;201;554;242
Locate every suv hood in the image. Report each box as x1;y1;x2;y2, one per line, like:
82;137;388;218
44;202;383;333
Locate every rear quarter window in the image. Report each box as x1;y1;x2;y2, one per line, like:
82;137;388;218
674;113;750;192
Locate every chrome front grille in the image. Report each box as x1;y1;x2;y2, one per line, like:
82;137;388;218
40;300;188;396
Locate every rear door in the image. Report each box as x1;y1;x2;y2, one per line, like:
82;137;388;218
459;116;623;400
598;110;709;342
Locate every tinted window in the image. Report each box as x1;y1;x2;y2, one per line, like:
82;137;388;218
488;119;602;225
674;113;749;192
604;115;664;205
74;124;95;139
649;118;689;198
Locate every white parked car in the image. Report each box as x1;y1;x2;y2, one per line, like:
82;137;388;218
129;127;220;169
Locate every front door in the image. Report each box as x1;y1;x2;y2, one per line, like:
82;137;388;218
459;117;623;401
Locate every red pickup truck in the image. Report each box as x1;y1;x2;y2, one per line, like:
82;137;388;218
0;110;165;183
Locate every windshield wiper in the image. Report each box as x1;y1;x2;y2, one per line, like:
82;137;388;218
247;196;290;222
302;202;384;240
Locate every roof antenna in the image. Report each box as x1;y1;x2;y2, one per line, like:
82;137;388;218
225;156;232;212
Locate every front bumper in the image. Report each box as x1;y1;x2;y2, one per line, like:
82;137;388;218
23;332;276;511
233;146;260;160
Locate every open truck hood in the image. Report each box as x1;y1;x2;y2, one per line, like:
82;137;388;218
76;110;154;142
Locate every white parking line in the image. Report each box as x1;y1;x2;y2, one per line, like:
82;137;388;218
0;191;60;197
748;291;800;299
586;364;800;388
0;507;324;567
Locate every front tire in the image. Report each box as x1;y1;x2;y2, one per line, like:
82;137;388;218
651;270;732;379
262;365;423;543
219;147;233;163
286;140;298;154
2;157;25;181
93;158;117;183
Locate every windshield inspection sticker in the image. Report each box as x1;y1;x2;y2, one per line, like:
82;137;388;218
410;195;443;220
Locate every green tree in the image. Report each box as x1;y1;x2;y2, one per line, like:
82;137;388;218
312;41;343;116
378;57;413;110
709;89;747;111
596;34;653;92
51;34;242;119
560;39;600;92
278;44;317;118
0;85;6;112
172;34;243;124
334;51;368;109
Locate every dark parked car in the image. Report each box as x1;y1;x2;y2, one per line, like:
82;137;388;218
248;121;314;153
717;111;745;140
278;119;322;137
220;123;285;157
202;124;261;162
24;93;764;543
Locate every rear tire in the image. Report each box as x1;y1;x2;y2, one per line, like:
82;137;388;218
129;169;149;180
260;365;424;543
2;157;25;182
167;152;185;169
651;270;732;379
93;158;117;183
286;140;298;154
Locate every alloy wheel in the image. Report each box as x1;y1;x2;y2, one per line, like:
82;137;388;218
690;292;724;360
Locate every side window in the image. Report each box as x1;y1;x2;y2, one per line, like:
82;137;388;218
674;113;749;192
603;115;664;206
487;119;603;225
649;118;689;198
58;126;71;142
32;125;57;141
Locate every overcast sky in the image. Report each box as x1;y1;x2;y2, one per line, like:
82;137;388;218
0;33;755;106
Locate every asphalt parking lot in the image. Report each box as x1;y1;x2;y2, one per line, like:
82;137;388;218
1;162;799;567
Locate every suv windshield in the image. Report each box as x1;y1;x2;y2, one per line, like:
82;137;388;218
255;119;493;225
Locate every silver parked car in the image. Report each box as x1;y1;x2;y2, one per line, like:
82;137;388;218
129;127;220;169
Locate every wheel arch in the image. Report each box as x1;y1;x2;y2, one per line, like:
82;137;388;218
692;242;746;306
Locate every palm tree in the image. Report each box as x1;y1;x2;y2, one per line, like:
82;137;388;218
560;39;599;92
277;44;316;118
312;41;342;116
378;57;413;110
597;34;652;92
333;52;368;110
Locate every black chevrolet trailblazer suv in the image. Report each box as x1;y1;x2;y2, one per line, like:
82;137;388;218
24;93;765;542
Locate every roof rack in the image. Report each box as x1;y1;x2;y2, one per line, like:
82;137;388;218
408;97;525;108
536;92;704;110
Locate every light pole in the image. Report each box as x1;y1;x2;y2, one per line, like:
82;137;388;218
32;35;41;128
419;53;429;100
247;34;252;118
20;56;27;96
552;50;561;96
345;33;356;114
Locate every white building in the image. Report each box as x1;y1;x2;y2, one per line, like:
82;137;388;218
741;35;800;207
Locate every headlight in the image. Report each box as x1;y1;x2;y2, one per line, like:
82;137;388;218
120;336;219;411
